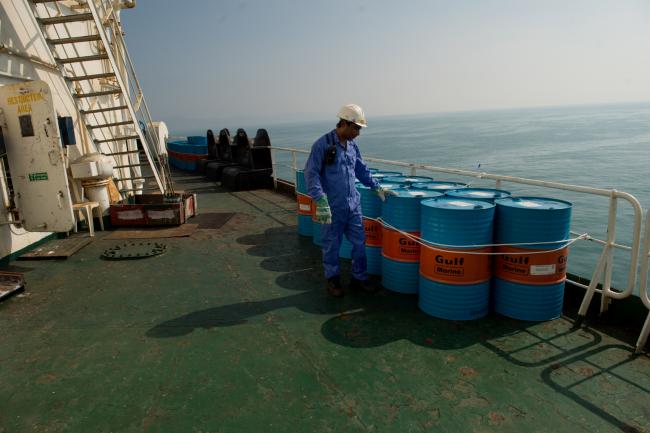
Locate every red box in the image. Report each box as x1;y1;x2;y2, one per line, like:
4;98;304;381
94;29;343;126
110;193;197;226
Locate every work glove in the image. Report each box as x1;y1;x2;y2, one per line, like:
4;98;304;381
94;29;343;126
315;195;332;224
374;186;397;202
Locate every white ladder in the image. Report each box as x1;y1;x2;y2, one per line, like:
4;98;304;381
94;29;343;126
29;0;174;196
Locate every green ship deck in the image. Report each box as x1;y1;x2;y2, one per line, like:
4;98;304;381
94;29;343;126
0;172;648;433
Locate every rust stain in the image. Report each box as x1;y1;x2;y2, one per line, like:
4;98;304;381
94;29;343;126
36;372;57;384
578;366;595;376
459;366;478;377
488;411;507;425
142;411;156;430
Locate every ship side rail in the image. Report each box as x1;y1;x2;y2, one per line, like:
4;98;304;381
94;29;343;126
269;146;646;337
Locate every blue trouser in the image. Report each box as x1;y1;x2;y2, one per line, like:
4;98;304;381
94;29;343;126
321;207;367;280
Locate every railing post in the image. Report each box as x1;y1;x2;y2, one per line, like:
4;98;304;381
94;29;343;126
576;246;608;324
637;314;650;353
576;191;619;324
270;148;277;189
635;210;650;353
600;192;618;313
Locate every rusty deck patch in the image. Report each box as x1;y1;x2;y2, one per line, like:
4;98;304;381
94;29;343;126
190;212;235;229
102;223;198;240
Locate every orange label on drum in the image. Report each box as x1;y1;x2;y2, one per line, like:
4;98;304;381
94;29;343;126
495;246;568;285
363;218;382;246
420;245;492;285
297;193;313;216
382;227;420;263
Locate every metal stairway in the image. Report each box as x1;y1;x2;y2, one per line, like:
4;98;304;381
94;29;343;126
29;0;174;197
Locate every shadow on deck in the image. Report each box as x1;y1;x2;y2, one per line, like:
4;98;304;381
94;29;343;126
146;172;650;433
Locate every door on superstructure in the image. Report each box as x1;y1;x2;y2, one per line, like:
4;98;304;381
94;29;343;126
0;80;75;232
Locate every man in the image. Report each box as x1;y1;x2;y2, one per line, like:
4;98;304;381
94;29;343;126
304;104;393;297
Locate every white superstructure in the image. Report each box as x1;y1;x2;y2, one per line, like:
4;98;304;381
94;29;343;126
0;0;170;258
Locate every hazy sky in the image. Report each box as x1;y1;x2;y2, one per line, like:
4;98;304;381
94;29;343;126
121;0;650;131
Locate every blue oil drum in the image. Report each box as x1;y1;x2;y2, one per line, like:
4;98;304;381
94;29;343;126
418;198;495;320
357;182;401;218
187;135;208;145
295;170;313;237
411;181;468;193
382;175;434;186
366;243;382;276
381;189;443;294
296;169;307;192
445;188;511;203
371;171;402;180
356;182;401;275
493;197;572;321
167;139;208;171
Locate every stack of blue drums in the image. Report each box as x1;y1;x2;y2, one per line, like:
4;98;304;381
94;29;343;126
493;197;572;321
381;189;443;293
167;136;208;171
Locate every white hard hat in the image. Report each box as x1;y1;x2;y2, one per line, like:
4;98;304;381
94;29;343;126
337;104;367;128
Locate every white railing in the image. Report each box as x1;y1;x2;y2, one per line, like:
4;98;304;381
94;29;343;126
270;146;644;326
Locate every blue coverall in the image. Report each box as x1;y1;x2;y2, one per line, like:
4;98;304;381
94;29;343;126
304;130;379;280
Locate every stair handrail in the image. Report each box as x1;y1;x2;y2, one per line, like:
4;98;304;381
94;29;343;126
91;0;174;194
116;26;174;193
85;0;167;193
